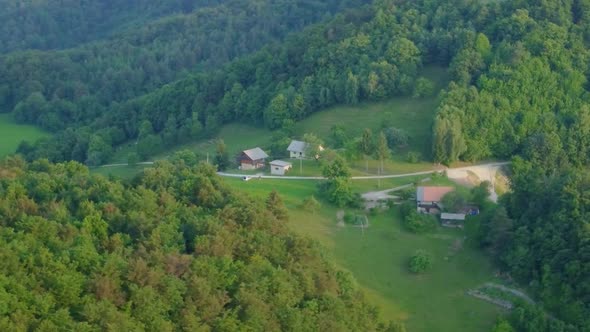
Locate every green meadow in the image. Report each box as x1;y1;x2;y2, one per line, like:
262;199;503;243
0;113;50;158
224;177;503;332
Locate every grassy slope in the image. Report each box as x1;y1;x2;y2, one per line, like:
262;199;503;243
295;66;446;154
0;114;50;158
99;65;448;178
110;123;273;163
224;176;502;332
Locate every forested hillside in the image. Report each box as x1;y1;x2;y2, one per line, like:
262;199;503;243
0;0;226;52
5;1;590;330
0;0;368;132
0;156;401;331
433;0;590;165
421;0;590;330
15;0;488;165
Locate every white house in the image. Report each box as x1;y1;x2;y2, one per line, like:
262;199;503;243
287;140;324;159
270;160;292;175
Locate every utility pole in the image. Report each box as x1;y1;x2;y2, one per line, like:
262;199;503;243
300;158;302;175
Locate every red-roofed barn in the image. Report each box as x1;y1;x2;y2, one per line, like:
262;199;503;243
416;186;454;213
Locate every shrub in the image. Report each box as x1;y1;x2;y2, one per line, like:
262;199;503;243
409;249;433;274
384;127;409;149
343;212;355;224
406;151;421;163
403;208;437;233
441;191;467;212
398;188;414;201
412;77;435;98
301;195;321;213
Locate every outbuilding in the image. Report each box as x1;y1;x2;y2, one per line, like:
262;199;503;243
238;147;268;170
270;160;292;175
440;212;466;228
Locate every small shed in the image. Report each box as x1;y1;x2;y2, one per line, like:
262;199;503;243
239;147;268;170
270;160;292;175
440;212;466;228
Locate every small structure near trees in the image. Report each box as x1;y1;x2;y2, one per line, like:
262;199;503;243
238;147;268;170
440;212;467;228
287;139;324;159
269;160;292;175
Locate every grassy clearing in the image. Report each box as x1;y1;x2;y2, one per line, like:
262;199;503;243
109;123;273;163
0;114;50;158
294;66;447;158
224;176;502;332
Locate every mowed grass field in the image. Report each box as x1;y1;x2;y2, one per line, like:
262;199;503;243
0;113;50;158
225;176;503;332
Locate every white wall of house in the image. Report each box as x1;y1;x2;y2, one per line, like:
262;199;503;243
271;165;291;175
290;151;305;159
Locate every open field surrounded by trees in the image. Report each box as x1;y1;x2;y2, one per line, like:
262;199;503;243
0;114;49;158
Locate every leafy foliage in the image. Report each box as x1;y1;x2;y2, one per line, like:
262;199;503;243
14;0;474;164
408;250;433;274
320;156;354;207
0;156;395;330
400;203;437;234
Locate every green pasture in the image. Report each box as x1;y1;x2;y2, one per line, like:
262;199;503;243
0;113;50;158
224;176;502;332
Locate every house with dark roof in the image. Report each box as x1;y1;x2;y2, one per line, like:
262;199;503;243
238;147;268;170
416;186;454;213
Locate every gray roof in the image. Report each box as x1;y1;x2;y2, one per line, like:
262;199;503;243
270;160;292;167
440;213;466;221
287;140;309;153
242;147;268;161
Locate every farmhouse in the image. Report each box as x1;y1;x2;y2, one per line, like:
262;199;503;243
238;147;268;170
440;212;466;228
416;186;454;213
270;160;292;175
287;140;324;159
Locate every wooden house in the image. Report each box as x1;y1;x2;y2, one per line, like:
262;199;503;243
239;147;268;170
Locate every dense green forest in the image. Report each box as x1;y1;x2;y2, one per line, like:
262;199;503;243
14;0;483;164
0;156;402;331
0;0;368;133
4;0;590;330
0;0;228;53
432;0;590;165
